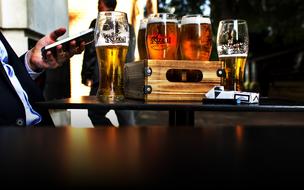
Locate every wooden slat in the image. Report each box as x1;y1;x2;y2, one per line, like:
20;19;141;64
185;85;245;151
124;60;222;101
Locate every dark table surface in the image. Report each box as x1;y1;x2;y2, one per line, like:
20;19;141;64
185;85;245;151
1;126;304;188
36;96;304;112
36;96;304;127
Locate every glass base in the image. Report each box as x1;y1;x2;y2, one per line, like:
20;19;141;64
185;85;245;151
96;95;125;103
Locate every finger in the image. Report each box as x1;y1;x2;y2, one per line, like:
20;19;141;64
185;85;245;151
45;51;60;68
68;40;79;55
39;51;53;68
69;40;85;55
56;44;66;58
77;41;86;54
49;27;66;41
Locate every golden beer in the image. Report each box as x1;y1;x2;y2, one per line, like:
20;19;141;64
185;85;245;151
146;14;178;60
95;11;129;102
180;16;212;60
137;19;148;60
96;45;128;102
219;55;247;91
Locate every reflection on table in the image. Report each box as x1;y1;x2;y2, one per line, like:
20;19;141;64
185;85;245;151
1;126;304;188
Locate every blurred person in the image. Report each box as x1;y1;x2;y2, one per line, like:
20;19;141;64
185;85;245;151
0;28;84;126
81;0;136;127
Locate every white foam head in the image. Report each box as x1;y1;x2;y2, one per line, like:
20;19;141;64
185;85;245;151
148;17;178;24
181;15;211;25
139;18;148;29
218;54;247;58
147;13;178;24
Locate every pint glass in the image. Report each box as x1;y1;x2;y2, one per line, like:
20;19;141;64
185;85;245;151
216;19;249;91
137;18;148;60
95;11;129;102
146;13;178;60
180;14;212;61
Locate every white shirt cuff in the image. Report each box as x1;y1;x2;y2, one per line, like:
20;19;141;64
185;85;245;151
24;51;44;80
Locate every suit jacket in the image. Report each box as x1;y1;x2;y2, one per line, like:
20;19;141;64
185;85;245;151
0;32;54;127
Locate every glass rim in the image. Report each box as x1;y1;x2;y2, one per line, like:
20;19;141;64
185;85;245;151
148;13;177;19
181;14;211;25
182;14;210;18
139;18;148;29
147;13;178;24
98;11;127;17
219;19;247;24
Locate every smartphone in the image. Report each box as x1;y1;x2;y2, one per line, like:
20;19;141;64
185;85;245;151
41;28;94;58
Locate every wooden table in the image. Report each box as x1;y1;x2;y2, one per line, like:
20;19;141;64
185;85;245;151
1;126;304;188
36;96;304;126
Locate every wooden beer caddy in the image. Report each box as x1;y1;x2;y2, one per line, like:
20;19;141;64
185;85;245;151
124;59;224;101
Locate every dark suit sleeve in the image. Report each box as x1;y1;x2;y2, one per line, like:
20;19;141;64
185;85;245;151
18;53;46;89
17;54;53;127
18;53;28;71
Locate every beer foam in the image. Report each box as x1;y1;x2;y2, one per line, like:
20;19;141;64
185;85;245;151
218;54;247;58
181;17;211;25
148;17;178;24
139;19;148;29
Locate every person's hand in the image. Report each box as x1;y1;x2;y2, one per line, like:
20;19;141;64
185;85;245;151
85;79;93;87
27;27;85;72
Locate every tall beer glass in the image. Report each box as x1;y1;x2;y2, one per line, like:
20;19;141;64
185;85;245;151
216;19;249;91
95;11;129;102
146;13;178;60
180;14;212;61
137;18;148;60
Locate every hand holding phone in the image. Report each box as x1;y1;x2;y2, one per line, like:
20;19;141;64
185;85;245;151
41;28;94;59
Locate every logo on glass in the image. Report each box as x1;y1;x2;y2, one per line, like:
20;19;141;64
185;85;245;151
103;32;127;44
150;34;171;50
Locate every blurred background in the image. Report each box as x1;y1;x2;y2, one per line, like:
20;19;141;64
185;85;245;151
1;0;304;126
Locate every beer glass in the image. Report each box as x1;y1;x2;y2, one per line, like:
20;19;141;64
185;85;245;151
137;18;148;60
146;13;178;60
180;14;212;61
95;11;129;102
216;19;249;91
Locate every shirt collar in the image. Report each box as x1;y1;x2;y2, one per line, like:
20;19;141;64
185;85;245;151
0;40;8;64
